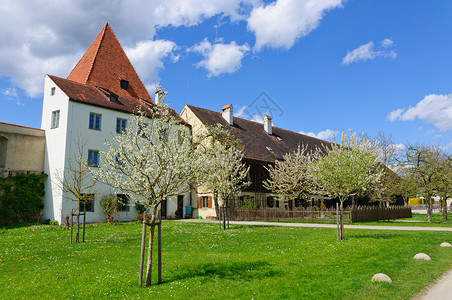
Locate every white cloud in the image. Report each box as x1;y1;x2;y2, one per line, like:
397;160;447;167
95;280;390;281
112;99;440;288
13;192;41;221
0;0;258;97
387;93;452;131
299;129;338;140
381;38;394;48
342;39;397;65
247;0;343;50
234;105;248;118
251;113;265;123
2;88;24;106
125;39;178;90
191;38;250;77
0;0;343;97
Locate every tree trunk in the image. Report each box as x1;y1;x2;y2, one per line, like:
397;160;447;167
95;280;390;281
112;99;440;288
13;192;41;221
76;212;80;243
426;193;433;223
70;209;73;244
145;223;156;287
139;220;147;286
158;219;162;284
336;202;340;241
82;203;86;243
222;202;226;230
443;197;448;220
340;202;344;240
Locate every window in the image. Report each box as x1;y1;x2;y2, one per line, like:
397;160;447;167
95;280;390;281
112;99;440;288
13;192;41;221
267;196;274;208
51;110;60;129
109;94;118;103
0;136;7;168
88;150;99;167
198;196;211;208
159;128;168;141
295;199;302;208
89;113;102;130
116;118;127;133
138;123;148;138
120;80;129;90
117;194;130;212
79;194;95;212
50;87;56;96
202;196;209;208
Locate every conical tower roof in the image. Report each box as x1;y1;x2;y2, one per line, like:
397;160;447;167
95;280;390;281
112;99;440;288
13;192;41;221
67;23;153;103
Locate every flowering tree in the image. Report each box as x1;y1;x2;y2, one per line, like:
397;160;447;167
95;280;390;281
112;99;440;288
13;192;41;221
310;131;383;240
195;125;250;229
403;144;448;222
54;137;96;243
434;152;451;220
264;144;318;204
92;100;197;287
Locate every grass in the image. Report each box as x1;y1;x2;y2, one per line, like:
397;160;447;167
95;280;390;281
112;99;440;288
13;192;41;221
354;213;452;227
1;221;452;299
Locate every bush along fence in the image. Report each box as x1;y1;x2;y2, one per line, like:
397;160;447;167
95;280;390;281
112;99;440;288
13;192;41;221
349;205;412;223
0;173;47;225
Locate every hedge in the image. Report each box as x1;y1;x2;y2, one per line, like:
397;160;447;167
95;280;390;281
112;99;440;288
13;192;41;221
0;173;47;225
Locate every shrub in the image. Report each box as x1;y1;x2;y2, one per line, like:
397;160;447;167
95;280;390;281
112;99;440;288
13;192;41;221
0;173;47;224
100;194;120;218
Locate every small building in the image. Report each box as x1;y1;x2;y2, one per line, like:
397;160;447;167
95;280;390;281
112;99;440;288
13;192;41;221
180;104;331;219
41;24;190;224
0;122;45;177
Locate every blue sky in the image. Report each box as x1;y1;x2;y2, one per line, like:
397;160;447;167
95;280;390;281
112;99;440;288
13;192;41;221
1;0;451;149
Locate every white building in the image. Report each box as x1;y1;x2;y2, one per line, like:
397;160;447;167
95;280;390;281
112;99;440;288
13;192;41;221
41;24;190;224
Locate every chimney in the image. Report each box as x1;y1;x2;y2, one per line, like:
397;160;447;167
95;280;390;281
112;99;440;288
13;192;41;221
222;104;233;125
155;90;164;105
264;115;272;135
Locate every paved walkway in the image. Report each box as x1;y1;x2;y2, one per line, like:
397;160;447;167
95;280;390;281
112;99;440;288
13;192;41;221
413;268;452;300
179;219;452;299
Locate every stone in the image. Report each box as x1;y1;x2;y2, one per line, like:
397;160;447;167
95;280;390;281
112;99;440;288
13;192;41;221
414;253;431;260
440;242;452;248
371;273;392;283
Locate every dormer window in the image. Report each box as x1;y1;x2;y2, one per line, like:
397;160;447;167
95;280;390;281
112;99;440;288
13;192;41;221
120;80;129;90
109;94;118;103
266;146;273;151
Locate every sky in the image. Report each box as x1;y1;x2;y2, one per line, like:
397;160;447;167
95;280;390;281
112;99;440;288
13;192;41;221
1;0;452;149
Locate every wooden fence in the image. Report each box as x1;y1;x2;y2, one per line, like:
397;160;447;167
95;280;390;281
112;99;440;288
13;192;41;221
349;206;412;223
223;205;412;223
224;207;351;224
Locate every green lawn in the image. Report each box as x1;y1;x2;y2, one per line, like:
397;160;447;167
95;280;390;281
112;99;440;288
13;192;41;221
354;213;452;227
1;221;452;299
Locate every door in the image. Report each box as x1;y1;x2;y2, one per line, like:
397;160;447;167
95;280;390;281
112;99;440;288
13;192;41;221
161;199;167;219
177;195;184;218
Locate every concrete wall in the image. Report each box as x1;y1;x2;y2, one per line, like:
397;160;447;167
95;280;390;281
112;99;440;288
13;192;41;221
0;122;45;176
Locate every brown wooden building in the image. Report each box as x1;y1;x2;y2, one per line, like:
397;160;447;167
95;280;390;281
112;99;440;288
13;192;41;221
180;104;331;218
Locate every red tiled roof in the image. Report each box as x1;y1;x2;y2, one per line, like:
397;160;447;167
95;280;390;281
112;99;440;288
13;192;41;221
48;24;187;124
67;23;154;104
50;75;186;123
222;104;232;110
49;75;151;115
185;104;331;163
